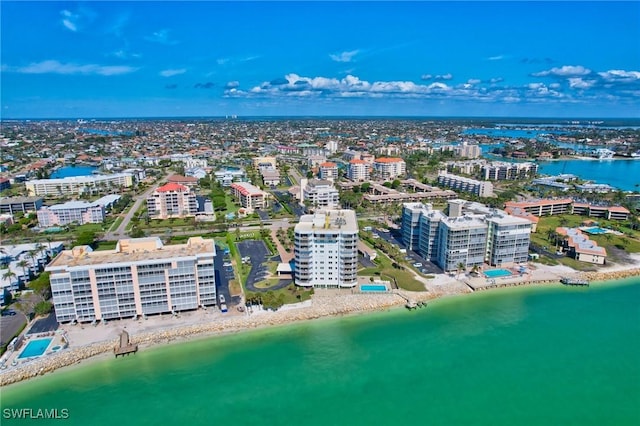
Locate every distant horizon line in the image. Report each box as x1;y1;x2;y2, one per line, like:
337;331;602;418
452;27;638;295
3;115;640;122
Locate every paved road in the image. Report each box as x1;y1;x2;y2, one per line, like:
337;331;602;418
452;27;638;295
288;167;303;186
213;245;236;308
104;173;170;240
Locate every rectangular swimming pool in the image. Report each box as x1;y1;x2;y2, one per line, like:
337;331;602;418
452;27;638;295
484;269;513;279
360;284;388;292
18;338;53;359
583;227;609;235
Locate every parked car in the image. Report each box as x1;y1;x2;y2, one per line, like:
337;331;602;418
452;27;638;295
413;262;423;268
219;295;226;304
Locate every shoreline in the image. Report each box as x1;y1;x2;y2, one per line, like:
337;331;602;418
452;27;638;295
2;267;639;387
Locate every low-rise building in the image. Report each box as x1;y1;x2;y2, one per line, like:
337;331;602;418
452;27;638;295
437;171;494;197
504;199;573;217
260;168;281;186
0;196;44;214
26;173;134;197
230;182;269;211
571;203;630;220
37;194;122;227
556;227;606;264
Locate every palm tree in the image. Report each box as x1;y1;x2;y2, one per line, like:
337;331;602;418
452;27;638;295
2;269;18;288
456;262;466;279
16;260;30;282
27;249;39;273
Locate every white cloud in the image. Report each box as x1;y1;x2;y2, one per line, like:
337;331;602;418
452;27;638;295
434;73;453;80
420;74;432;80
467;79;481;85
568;78;596;89
225;81;240;89
159;68;186;77
59;7;96;33
60;10;79;31
532;65;591;77
6;60;138;76
597;69;640;82
144;29;178;45
489;77;504;84
488;55;504;61
217;58;229;66
329;50;360;63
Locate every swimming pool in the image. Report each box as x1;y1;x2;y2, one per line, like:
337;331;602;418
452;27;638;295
18;338;53;359
360;284;388;292
484;269;513;279
583;227;609;235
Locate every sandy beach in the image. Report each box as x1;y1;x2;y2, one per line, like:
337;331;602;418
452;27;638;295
1;259;639;387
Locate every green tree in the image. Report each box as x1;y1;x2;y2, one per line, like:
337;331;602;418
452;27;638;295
16;260;30;282
75;230;96;247
34;301;53;316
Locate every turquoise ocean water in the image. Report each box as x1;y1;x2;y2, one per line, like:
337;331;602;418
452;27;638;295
2;279;639;425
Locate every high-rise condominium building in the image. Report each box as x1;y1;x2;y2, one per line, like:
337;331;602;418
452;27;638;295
401;200;532;272
47;237;217;323
294;209;358;288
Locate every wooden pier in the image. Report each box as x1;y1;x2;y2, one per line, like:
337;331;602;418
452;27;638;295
114;330;138;358
560;277;589;287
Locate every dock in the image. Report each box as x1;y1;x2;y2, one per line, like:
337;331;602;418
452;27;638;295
560;277;589;287
114;330;138;358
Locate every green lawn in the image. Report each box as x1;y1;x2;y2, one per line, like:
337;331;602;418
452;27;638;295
359;246;426;292
534;214;640;254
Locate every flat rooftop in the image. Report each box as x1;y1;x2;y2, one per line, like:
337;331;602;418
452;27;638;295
296;209;358;234
47;237;215;270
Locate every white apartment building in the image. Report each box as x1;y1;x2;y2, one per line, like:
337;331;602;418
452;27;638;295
480;162;538;180
455;142;481;159
437;171;494;197
401;200;531;272
214;168;246;187
26;173;134;197
260;168;281;186
300;179;340;210
230;182;269;211
47;237;217;323
347;159;371;182
37;195;121;227
373;157;406;180
294;210;358;288
318;162;339;181
147;183;198;219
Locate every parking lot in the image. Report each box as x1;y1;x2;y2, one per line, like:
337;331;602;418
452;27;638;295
372;228;443;275
0;310;27;347
214;245;237;309
237;240;290;292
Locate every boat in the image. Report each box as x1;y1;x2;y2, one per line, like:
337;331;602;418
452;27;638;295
591;148;615;159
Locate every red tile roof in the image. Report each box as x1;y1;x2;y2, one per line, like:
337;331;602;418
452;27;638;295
156;183;188;193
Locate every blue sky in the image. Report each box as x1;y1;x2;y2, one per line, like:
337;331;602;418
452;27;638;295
1;1;639;118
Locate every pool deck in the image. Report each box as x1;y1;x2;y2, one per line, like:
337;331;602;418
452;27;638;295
465;264;578;291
